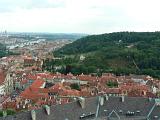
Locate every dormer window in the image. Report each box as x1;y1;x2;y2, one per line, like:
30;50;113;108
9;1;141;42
119;110;123;113
154;116;158;119
126;111;135;116
136;110;140;113
104;109;107;112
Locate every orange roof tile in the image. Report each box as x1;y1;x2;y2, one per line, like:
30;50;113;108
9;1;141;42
49;83;64;93
59;89;80;96
30;79;45;88
20;79;47;100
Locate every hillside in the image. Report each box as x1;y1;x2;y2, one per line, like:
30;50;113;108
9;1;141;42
45;32;160;78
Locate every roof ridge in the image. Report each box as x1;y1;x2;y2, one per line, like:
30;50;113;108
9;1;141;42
108;110;120;119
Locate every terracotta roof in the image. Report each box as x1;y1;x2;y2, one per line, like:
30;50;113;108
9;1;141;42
49;83;64;93
99;77;117;83
20;87;48;100
77;75;97;81
36;73;53;79
2;101;16;110
24;58;35;63
80;91;91;97
103;88;121;94
26;74;37;80
31;79;45;88
59;89;80;96
20;79;47;100
120;84;150;91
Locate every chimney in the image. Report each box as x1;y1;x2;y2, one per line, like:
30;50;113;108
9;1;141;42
44;105;50;115
31;110;36;120
155;99;160;106
149;98;152;102
105;95;109;101
78;97;85;109
99;96;104;106
121;96;124;102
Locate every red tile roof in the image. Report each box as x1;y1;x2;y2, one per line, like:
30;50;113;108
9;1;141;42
2;101;16;110
26;74;37;80
103;88;121;94
20;79;47;100
24;58;35;64
36;73;53;79
49;83;65;93
59;89;80;96
80;91;91;97
31;79;45;88
120;84;150;91
77;75;97;81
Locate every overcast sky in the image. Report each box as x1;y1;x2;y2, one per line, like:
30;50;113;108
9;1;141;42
0;0;160;34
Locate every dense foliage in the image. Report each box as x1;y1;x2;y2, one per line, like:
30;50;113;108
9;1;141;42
45;32;160;78
0;109;16;117
0;43;18;58
0;43;9;58
70;83;81;91
106;81;118;88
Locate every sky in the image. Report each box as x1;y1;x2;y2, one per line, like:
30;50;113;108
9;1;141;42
0;0;160;34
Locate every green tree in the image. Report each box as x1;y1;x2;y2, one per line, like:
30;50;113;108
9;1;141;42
70;83;80;91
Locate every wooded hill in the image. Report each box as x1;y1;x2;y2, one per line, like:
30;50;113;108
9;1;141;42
46;32;160;78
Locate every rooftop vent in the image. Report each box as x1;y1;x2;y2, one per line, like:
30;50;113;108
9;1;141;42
99;96;104;106
154;116;158;119
121;96;124;102
104;109;107;112
31;110;36;120
79;112;95;119
149;98;152;102
119;110;123;113
44;105;50;115
126;111;135;116
136;110;140;113
78;97;85;109
155;99;160;106
105;95;109;101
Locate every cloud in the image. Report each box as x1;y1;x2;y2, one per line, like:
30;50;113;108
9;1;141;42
0;0;160;33
26;0;66;9
0;0;66;13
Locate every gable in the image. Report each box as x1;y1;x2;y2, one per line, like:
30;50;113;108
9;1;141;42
108;110;120;119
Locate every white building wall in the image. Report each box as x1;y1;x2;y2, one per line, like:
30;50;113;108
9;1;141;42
0;84;5;95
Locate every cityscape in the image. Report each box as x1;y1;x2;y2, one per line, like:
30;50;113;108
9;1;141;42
0;0;160;120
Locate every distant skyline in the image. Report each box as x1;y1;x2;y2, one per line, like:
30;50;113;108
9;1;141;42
0;0;160;34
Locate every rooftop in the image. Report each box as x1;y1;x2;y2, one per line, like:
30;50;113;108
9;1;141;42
1;96;160;120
